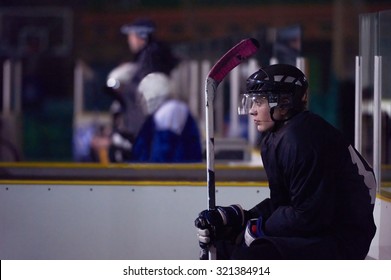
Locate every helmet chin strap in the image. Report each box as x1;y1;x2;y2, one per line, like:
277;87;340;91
269;107;285;132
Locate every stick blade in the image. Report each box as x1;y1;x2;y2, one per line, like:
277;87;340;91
208;38;260;83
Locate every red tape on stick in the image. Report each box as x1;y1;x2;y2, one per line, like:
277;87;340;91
208;38;260;84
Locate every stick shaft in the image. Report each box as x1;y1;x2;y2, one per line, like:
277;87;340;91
205;77;217;210
205;77;217;260
203;38;260;260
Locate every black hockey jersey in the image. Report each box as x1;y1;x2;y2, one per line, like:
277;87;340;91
250;111;376;259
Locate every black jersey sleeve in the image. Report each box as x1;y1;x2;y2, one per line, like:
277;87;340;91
248;198;274;220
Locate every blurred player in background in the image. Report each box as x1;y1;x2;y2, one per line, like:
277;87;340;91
104;17;179;162
132;72;202;163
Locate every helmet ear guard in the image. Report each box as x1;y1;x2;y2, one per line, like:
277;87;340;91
267;93;279;108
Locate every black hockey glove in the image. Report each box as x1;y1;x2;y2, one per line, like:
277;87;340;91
195;204;246;228
195;205;247;252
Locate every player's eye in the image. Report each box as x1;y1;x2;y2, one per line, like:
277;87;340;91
252;97;267;106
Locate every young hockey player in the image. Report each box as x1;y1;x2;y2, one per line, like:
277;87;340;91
195;64;376;259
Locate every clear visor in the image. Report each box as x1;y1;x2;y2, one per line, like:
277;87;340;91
238;94;269;115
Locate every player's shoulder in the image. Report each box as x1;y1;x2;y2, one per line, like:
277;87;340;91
287;111;333;133
157;99;187;114
154;100;189;133
276;111;323;144
284;111;345;150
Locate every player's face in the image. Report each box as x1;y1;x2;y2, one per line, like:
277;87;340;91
127;33;147;53
249;96;275;132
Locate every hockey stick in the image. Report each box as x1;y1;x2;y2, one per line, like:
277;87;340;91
203;38;260;260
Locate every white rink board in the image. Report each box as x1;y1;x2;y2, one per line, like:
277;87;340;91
368;195;391;259
0;183;269;260
1;183;390;260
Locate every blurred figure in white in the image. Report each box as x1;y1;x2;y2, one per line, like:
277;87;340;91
132;72;202;163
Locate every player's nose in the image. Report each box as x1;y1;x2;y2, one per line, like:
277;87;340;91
249;106;257;116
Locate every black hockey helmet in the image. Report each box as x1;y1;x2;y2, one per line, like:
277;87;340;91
238;64;308;115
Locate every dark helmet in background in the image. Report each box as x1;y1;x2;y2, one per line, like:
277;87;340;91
238;64;308;116
120;18;156;40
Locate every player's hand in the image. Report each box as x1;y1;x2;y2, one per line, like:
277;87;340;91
195;204;246;229
194;209;218;252
195;205;246;247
